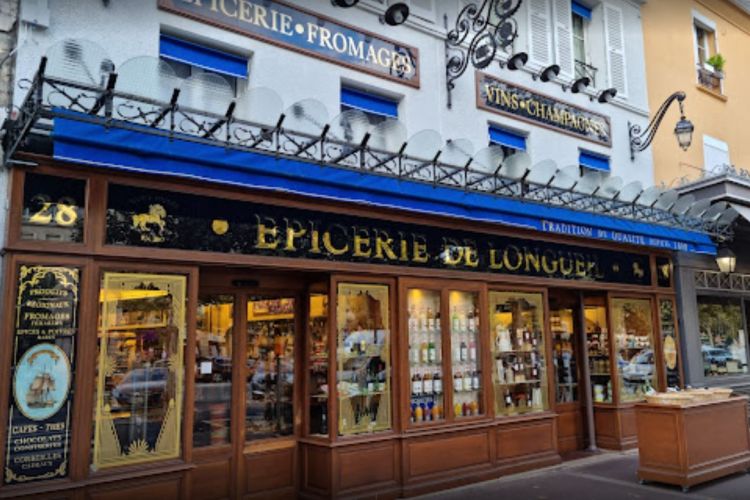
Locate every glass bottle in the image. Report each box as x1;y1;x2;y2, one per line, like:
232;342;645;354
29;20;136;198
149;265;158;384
433;371;442;394
423;370;433;395
428;336;437;364
412;371;422;396
420;333;429;364
463;370;472;392
451;306;460;333
453;371;463;392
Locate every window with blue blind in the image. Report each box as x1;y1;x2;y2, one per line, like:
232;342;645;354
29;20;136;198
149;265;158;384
572;1;592;21
159;34;248;80
489;126;527;158
340;86;398;125
579;150;610;173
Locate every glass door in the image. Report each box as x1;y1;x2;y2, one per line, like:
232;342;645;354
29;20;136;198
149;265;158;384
245;295;296;441
584;296;613;404
549;292;579;405
407;288;444;424
611;297;656;402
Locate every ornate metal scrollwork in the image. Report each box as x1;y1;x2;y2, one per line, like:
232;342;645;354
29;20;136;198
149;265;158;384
445;0;523;108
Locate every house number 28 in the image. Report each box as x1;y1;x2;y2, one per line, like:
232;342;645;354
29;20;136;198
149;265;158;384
28;195;79;227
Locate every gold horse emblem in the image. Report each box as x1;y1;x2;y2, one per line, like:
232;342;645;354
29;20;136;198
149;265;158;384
131;204;167;243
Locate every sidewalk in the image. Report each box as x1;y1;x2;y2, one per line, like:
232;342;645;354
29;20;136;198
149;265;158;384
418;450;750;500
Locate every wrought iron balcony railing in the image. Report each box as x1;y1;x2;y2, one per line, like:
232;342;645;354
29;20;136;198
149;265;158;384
0;56;738;241
574;59;598;88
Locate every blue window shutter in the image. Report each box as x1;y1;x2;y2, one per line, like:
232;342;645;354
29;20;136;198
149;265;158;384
340;87;398;118
489;126;527;151
572;1;592;20
579;150;610;172
159;34;247;79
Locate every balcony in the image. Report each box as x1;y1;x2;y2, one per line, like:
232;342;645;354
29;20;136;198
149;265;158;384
697;66;723;94
574;59;598;88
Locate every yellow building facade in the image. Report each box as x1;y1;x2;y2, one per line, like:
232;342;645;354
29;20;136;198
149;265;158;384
642;0;750;186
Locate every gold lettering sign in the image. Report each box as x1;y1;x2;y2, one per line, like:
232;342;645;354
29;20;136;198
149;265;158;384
476;72;611;146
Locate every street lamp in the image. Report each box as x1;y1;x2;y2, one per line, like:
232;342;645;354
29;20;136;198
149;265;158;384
629;91;694;160
716;246;737;273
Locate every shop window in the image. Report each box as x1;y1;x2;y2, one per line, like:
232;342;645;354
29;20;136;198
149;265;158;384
21;173;85;243
489;125;527;159
550;297;578;404
408;288;445;424
194;295;233;448
92;272;187;470
159;33;248;97
490;291;548;416
308;292;329;436
579;150;610;175
245;297;295;440
611;298;655;402
340;86;398;126
450;290;482;418
698;296;748;377
336;283;391;436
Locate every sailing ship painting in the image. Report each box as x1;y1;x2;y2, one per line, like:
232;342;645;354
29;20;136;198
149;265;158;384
14;343;71;421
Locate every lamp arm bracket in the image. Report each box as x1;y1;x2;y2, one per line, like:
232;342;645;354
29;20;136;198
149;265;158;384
629;91;686;158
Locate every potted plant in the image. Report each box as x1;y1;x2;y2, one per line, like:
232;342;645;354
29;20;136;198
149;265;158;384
706;53;726;78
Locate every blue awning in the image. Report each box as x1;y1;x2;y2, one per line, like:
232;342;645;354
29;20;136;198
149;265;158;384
572;1;592;20
50;112;715;255
489;126;527;151
159;34;248;79
341;87;398;117
580;150;610;172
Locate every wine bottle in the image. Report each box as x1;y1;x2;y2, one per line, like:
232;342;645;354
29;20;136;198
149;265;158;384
472;370;480;391
408;304;417;332
433;371;443;394
452;306;460;332
421;334;429;364
419;307;427;332
468;337;477;361
467;307;475;333
462;401;469;417
504;389;513;408
410;341;420;364
463;370;472;392
412;371;422;396
423;371;433;395
459;307;468;333
427;306;435;331
428;337;437;363
460;339;468;362
454;371;463;392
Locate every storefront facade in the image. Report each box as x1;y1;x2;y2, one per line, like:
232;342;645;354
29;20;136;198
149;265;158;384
0;158;696;499
0;1;728;498
674;169;750;392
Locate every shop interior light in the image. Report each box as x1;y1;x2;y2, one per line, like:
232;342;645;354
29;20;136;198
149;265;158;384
597;87;618;103
331;0;359;7
716;246;737;273
569;76;591;94
504;52;528;71
381;2;410;26
535;64;560;82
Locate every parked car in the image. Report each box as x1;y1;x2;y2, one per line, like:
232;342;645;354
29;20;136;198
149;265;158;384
111;367;168;408
702;345;733;366
622;350;654;383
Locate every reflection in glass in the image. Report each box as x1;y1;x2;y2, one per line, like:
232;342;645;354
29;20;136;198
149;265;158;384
245;297;295;440
22;173;85;243
308;293;329;436
698;296;748;377
92;273;186;470
407;289;444;424
490;292;546;416
612;298;655;402
194;295;233;447
585;302;612;403
336;283;391;436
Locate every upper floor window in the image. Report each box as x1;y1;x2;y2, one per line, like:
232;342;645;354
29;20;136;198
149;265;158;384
489;125;527;158
703;135;730;173
340;86;399;126
571;1;596;86
579;149;610;175
159;34;248;97
692;12;723;94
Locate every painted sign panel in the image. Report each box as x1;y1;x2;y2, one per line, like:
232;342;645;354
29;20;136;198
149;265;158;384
158;0;419;86
3;266;79;485
476;72;611;146
106;183;653;286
